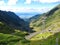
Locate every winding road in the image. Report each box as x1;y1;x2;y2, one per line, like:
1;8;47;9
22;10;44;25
25;29;60;40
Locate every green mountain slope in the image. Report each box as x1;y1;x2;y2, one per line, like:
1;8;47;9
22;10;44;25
28;14;41;23
0;10;34;33
30;32;60;45
0;10;31;45
0;22;15;34
0;21;30;45
0;4;60;45
27;4;60;45
30;4;60;32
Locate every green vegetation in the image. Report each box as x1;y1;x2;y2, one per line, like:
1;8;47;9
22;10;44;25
0;22;15;34
0;33;20;45
30;32;60;45
30;32;53;40
0;22;30;45
0;4;60;45
29;4;60;45
30;4;60;32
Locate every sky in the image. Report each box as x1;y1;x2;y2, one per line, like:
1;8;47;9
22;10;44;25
0;0;60;13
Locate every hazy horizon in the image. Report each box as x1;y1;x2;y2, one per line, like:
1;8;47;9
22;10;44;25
0;0;60;18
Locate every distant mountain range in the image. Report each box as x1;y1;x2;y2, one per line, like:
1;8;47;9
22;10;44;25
28;14;41;22
15;12;41;19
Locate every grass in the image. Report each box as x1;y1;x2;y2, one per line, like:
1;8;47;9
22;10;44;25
30;32;53;40
0;22;30;45
0;30;30;45
29;6;60;45
0;33;21;45
30;5;60;32
0;4;60;45
30;32;60;45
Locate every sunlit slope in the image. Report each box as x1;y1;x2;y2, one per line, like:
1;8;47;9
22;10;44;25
30;4;60;31
30;32;60;45
28;4;60;45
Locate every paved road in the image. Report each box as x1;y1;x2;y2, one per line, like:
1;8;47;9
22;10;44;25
25;29;60;40
25;30;46;40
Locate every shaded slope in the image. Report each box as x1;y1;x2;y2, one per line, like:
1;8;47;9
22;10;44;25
0;10;34;32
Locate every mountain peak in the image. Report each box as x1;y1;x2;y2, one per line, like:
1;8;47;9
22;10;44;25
46;4;60;16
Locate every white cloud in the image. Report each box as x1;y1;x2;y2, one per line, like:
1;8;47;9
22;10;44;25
7;0;18;5
25;0;60;4
25;0;31;4
34;0;60;3
0;0;5;5
0;0;58;13
0;5;51;13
